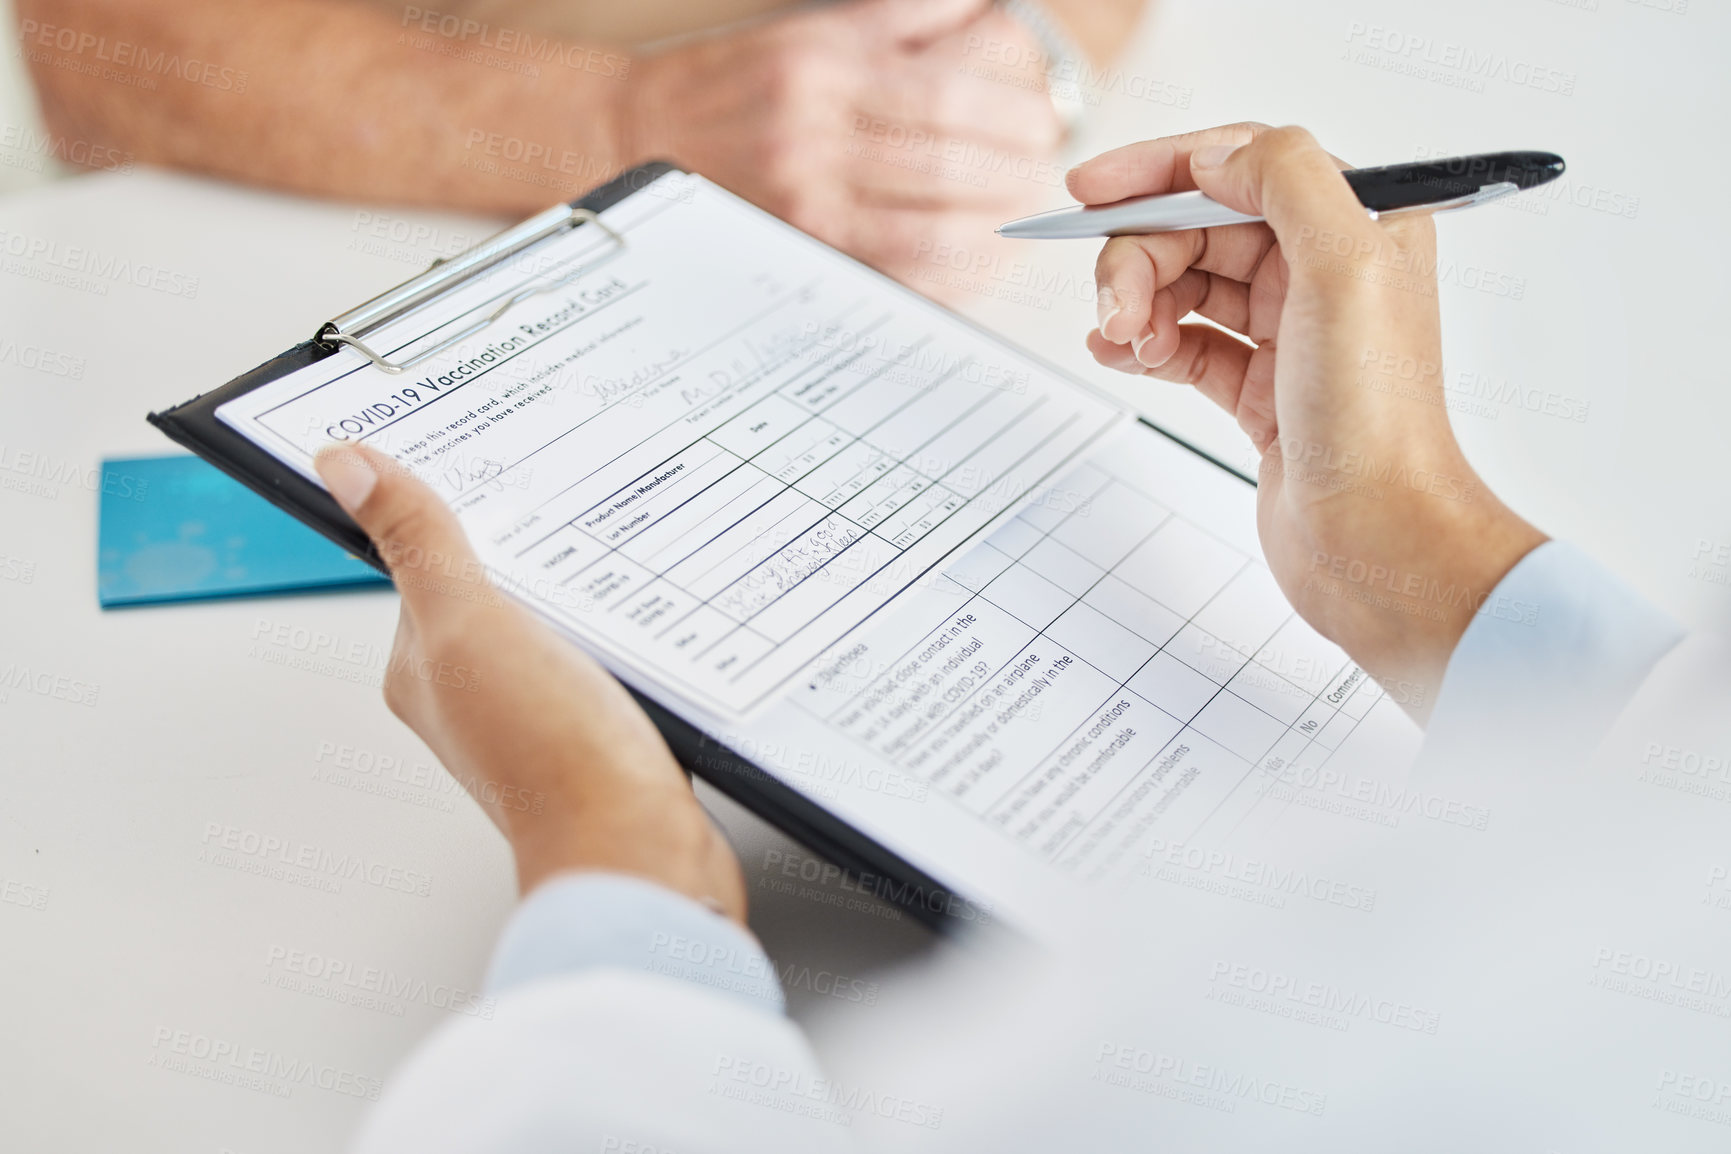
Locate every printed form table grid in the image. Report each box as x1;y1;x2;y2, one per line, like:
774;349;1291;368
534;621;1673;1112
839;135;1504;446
809;461;1383;879
495;296;1089;707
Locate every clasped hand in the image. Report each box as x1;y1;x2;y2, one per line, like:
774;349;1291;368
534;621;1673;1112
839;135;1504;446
622;0;1063;293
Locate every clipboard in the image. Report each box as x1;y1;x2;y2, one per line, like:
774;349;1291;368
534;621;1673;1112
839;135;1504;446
149;161;1251;932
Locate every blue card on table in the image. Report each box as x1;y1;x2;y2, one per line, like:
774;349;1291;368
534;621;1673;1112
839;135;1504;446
97;455;389;607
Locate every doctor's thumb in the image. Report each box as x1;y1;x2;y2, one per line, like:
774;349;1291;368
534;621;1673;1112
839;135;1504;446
313;443;499;622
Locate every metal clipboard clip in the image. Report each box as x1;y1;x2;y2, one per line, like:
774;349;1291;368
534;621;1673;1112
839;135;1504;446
315;204;626;375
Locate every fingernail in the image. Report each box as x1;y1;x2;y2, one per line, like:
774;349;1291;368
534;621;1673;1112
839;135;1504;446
1096;286;1120;336
314;447;378;515
1192;145;1236;170
1132;329;1159;368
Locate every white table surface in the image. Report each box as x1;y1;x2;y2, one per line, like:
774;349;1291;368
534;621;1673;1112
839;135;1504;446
3;0;1728;1148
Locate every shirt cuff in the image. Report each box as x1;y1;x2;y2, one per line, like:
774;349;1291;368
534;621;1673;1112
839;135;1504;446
1426;540;1685;755
485;872;785;1018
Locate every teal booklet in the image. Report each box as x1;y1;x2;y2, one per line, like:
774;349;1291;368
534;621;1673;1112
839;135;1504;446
97;455;389;607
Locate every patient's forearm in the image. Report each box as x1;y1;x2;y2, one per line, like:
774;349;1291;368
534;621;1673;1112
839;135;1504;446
17;0;634;214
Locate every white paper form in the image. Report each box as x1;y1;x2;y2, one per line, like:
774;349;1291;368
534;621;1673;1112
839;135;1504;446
216;172;1419;931
217;175;1122;718
778;425;1419;921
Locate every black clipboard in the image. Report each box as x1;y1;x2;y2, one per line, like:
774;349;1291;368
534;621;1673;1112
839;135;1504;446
147;161;1011;932
149;161;1255;933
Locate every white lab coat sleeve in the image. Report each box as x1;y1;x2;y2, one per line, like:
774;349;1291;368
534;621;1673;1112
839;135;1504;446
484;872;785;1015
353;874;854;1154
1424;540;1686;761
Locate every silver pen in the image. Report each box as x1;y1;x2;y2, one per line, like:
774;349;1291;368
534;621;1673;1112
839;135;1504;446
996;151;1565;239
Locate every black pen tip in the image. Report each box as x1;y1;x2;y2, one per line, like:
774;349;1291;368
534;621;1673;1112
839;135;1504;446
1501;151;1566;189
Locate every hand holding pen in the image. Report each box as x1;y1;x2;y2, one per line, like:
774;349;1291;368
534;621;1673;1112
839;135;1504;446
1061;123;1550;721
